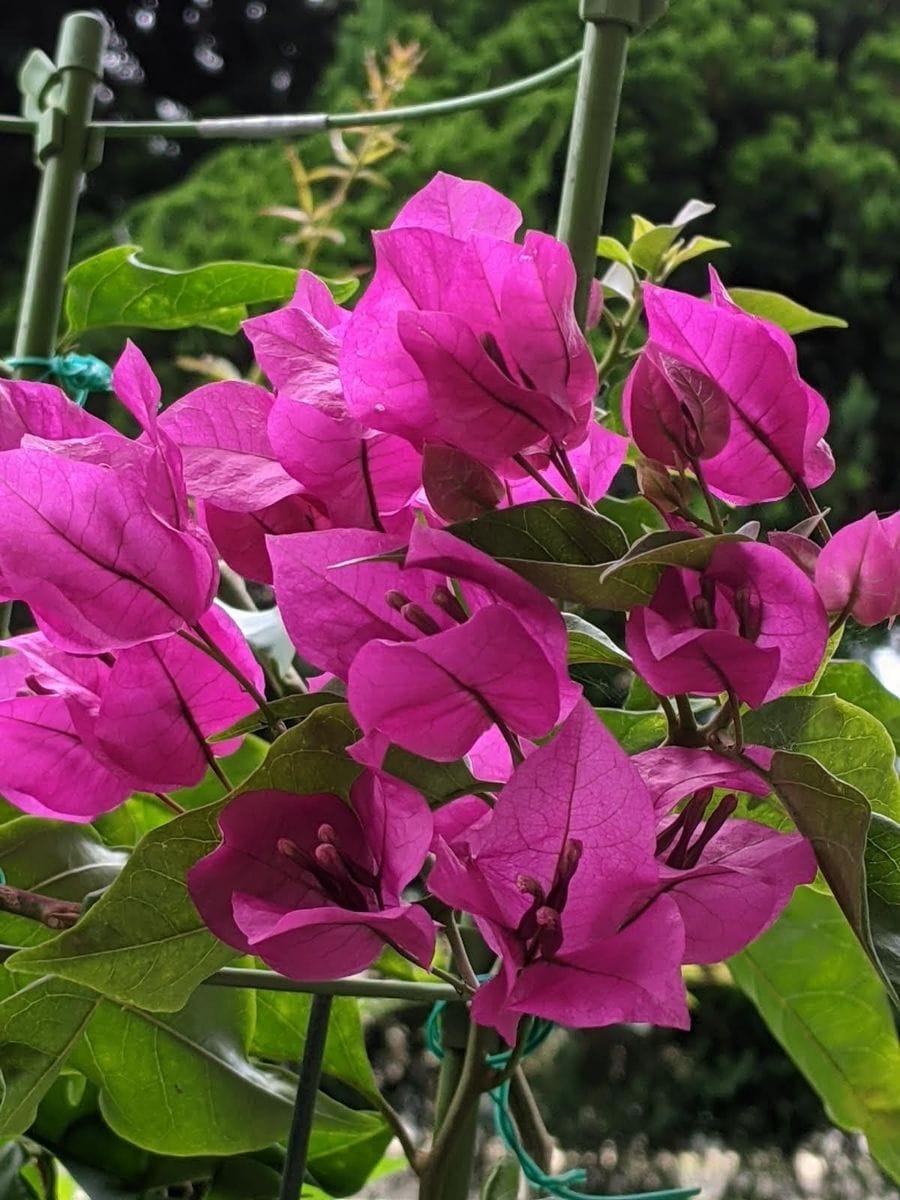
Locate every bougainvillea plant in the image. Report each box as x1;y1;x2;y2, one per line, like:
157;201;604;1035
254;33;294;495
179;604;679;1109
2;166;900;1200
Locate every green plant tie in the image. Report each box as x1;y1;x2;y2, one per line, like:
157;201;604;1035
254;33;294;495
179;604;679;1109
426;1001;700;1200
3;353;113;406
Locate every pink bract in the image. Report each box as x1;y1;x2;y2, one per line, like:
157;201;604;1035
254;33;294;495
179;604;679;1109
0;446;216;653
339;173;597;467
428;700;688;1041
159;380;301;513
188;770;435;980
635;746;817;962
626;541;828;706
0;378;107;450
814;512;900;627
270;523;577;760
624;269;834;504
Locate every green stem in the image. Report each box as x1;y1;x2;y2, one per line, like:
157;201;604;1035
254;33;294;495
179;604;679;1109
595;288;643;383
690;458;725;534
373;1091;422;1175
508;1068;555;1174
795;479;832;543
556;16;632;326
279;994;332;1200
675;694;699;739
421;1017;492;1200
443;916;479;994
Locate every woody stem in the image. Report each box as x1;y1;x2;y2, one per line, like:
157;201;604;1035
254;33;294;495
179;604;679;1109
795;480;832;543
0;886;80;930
180;626;287;737
512;453;568;503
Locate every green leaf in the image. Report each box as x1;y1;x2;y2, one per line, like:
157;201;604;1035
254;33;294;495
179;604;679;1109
7;707;361;1011
564;614;632;668
817;660;900;751
767;751;872;966
623;673;659;711
592;532;749;610
0;978;97;1136
382;745;481;804
724;286;848;334
305;1097;391;1197
865;814;900;988
595;708;667;753
209;696;342;742
453;506;742;609
0;1143;43;1200
65;245;357;336
68;987;297;1157
596;235;632;265
204;1156;282;1199
252;991;379;1105
481;1155;521;1200
629;199;715;274
0;819;125;950
729;886;900;1184
594;493;666;544
450;500;628;594
743;694;900;820
665;235;731;271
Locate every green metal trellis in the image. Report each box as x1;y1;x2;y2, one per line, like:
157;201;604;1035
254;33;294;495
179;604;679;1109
1;3;668;1196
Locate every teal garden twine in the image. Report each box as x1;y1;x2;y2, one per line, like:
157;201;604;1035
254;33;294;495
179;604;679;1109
425;1002;700;1200
3;353;113;406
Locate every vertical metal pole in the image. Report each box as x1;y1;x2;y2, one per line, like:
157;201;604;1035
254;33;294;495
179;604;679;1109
13;11;107;366
556;0;665;326
278;993;333;1200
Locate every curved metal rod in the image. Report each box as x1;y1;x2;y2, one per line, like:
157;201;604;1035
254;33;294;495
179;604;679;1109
0;49;581;141
0;942;457;1001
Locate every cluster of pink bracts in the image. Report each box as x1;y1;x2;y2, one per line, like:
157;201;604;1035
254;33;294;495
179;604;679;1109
0;173;895;1039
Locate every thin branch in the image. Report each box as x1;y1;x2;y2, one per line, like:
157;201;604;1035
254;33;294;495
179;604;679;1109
372;1091;423;1175
443;916;479;994
153;791;185;815
0;886;80;930
512;453;568;502
180;626;286;736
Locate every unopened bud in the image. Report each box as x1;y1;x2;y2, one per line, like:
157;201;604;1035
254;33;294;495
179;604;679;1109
734;585;762;641
691;594;715;629
432;585;468;624
385;589;410;612
516;874;544;899
535;905;560;931
635;456;692;513
401;602;441;636
314;843;343;873
317;823;337;845
277;837;302;864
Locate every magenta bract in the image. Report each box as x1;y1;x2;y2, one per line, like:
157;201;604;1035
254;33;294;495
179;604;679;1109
626;541;828;706
0;447;216;653
429;701;689;1041
635;746;817;962
159;380;301;513
339;173;597;467
188;771;435;980
0;378;107;450
814;511;900;626
623;269;834;504
270;523;577;760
